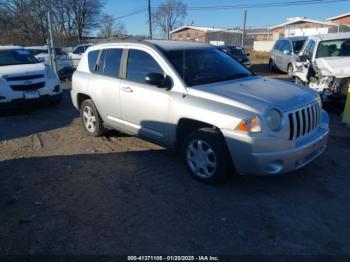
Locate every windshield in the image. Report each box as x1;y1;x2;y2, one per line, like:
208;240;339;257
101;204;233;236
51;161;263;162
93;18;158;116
28;48;67;56
316;38;350;58
292;40;306;54
0;49;38;66
164;47;253;86
227;46;245;56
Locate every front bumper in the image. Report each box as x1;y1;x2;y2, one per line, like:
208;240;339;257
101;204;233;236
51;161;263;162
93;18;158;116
0;92;62;110
223;111;329;175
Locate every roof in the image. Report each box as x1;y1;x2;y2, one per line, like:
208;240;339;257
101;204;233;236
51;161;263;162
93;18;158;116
0;46;23;50
26;46;48;50
280;36;308;41
147;40;211;50
92;39;211;51
170;25;228;34
327;12;350;21
270;17;336;29
307;32;350;41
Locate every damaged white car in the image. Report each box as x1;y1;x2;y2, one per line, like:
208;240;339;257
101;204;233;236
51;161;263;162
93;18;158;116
293;32;350;100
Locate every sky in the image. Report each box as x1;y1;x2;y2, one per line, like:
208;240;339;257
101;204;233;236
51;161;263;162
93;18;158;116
103;0;350;36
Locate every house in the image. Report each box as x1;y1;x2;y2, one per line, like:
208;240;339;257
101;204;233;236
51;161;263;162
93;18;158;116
327;12;350;25
170;25;228;42
269;17;337;38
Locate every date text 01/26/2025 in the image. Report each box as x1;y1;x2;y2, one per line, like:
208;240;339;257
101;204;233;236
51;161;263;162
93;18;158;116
127;256;220;261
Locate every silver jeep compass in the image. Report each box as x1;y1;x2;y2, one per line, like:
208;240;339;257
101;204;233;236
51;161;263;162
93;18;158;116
71;40;329;183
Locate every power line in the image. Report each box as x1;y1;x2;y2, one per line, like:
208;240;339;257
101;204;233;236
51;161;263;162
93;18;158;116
114;0;350;22
115;7;147;20
186;0;350;10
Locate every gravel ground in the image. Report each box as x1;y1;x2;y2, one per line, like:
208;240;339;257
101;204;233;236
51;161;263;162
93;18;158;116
1;66;350;256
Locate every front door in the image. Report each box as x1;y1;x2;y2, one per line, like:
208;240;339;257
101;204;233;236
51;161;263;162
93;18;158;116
119;48;171;143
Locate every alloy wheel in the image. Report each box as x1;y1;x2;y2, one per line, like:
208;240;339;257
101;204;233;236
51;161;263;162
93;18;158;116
186;139;217;178
83;105;97;133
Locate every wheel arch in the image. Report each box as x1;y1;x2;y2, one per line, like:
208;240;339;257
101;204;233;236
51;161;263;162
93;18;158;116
175;118;224;148
77;93;91;109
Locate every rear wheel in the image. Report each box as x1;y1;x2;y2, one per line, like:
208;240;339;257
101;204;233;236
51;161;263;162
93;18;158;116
80;99;105;137
268;59;277;72
287;64;294;78
294;77;305;86
182;128;231;183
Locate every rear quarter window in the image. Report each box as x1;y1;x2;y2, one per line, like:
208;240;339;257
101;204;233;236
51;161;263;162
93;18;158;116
88;50;99;72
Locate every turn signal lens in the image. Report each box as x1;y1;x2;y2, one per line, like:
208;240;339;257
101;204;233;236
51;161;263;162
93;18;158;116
235;117;262;133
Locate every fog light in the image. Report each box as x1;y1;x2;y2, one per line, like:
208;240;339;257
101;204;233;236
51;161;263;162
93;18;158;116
265;160;283;175
53;85;60;93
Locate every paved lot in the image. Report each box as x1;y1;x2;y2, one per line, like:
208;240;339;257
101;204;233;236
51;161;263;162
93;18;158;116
1;66;350;255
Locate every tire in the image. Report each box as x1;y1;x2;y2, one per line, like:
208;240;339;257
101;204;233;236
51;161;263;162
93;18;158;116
80;99;105;137
294;77;304;86
268;59;276;73
51;97;62;106
182;128;232;183
287;64;294;78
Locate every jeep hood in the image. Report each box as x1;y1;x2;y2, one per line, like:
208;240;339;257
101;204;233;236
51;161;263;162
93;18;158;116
315;57;350;78
188;76;318;114
0;63;46;78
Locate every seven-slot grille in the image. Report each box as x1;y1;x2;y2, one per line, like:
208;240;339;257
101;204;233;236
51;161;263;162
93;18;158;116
10;82;45;91
288;102;320;140
5;74;44;81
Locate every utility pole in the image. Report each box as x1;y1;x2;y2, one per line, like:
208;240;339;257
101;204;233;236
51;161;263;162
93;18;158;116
47;11;57;73
241;9;247;47
166;18;170;40
148;0;153;39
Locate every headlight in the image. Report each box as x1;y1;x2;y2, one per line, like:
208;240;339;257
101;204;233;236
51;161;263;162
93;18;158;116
317;97;323;109
266;109;282;131
235;116;262;133
46;66;58;80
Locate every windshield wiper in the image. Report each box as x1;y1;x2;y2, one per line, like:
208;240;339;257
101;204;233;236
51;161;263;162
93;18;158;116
222;73;252;81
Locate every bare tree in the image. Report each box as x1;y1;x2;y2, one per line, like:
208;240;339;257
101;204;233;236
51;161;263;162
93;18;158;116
152;0;187;38
114;21;127;36
98;15;127;38
68;0;104;42
98;14;115;38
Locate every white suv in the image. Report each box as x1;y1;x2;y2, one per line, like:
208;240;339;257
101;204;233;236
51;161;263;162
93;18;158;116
0;46;62;109
71;40;329;183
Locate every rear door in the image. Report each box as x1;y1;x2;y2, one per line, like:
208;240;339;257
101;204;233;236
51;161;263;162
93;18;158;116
89;48;123;124
274;40;287;70
280;40;293;71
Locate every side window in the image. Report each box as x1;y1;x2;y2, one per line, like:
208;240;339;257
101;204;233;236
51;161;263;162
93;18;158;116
303;40;316;59
126;49;164;84
88;50;99;72
73;46;84;54
97;50;107;74
273;40;282;51
284;41;292;53
103;49;123;77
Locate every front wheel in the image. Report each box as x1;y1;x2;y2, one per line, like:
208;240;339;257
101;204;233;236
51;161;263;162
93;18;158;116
182;128;232;183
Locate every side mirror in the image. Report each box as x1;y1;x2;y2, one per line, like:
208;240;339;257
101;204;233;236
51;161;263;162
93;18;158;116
145;73;173;89
36;57;45;63
296;55;309;63
283;50;291;55
246;52;250;57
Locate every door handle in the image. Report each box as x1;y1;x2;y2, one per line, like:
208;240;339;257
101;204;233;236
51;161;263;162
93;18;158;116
121;86;133;93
